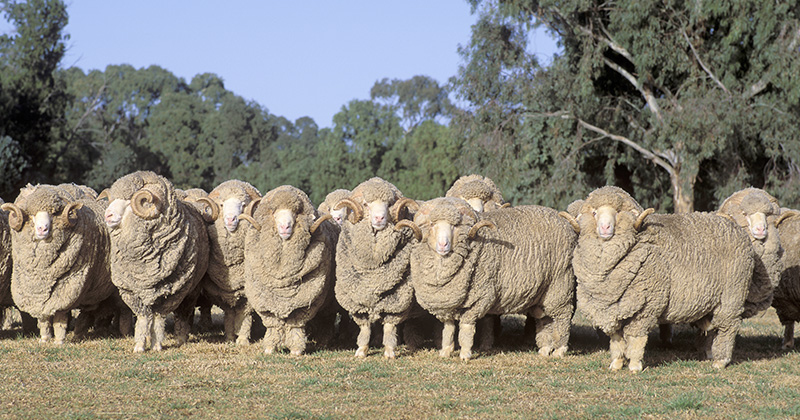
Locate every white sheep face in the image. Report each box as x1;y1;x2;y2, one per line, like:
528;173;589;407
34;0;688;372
593;205;617;240
365;200;389;231
222;197;244;232
745;211;768;240
329;207;348;226
33;211;52;240
274;208;295;240
464;197;485;213
428;220;454;256
105;199;131;229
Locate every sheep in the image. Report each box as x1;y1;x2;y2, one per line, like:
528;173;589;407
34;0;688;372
400;197;577;361
446;174;507;212
332;177;419;358
318;189;351;226
238;185;337;355
1;184;120;344
192;179;261;345
774;208;800;349
101;171;210;352
560;186;755;371
0;198;13;328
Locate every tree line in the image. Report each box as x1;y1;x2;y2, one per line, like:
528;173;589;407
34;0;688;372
2;0;799;211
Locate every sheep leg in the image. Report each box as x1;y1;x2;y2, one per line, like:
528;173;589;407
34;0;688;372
38;317;53;343
133;314;152;352
234;309;253;346
52;311;69;345
118;307;133;337
355;319;371;358
658;323;673;348
608;331;626;371
0;307;12;330
458;322;476;361
73;310;94;341
440;320;456;358
383;322;398;359
624;335;648;372
286;326;307;356
152;314;166;351
477;316;495;351
782;322;795;350
223;309;236;342
261;316;283;354
710;320;741;369
198;303;213;332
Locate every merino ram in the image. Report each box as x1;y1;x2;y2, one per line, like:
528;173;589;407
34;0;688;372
560;186;754;371
318;189;351;226
401;197;577;360
102;171;209;352
2;184;122;343
239;185;336;355
193;180;262;344
0;198;12;327
446;174;507;212
774;208;800;349
333;177;418;358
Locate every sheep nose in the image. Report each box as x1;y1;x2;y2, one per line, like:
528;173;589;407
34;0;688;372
37;226;49;235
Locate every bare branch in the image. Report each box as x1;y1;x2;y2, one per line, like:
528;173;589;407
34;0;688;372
681;28;729;95
603;58;664;123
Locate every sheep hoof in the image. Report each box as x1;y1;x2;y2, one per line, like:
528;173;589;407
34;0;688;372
551;346;568;358
133;344;146;353
538;346;553;357
54;339;65;345
236;337;250;346
439;347;454;358
290;349;304;356
264;347;275;355
781;341;794;350
459;349;472;361
355;347;368;358
712;359;730;369
609;359;624;371
39;337;50;344
629;361;643;372
383;349;396;359
152;344;162;352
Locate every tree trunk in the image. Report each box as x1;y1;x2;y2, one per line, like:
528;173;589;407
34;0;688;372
671;171;695;213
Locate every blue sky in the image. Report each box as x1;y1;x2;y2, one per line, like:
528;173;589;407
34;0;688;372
4;1;559;128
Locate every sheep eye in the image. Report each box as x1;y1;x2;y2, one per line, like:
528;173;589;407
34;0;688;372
592;210;597;217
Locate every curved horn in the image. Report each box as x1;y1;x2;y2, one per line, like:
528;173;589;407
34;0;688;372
130;190;162;220
244;198;261;217
58;202;84;228
394;220;422;241
558;211;580;234
634;208;655;231
245;186;261;203
468;220;497;239
499;202;511;209
310;213;332;234
776;210;799;227
393;197;420;222
238;214;261;231
1;202;24;231
97;189;109;201
334;199;363;223
195;197;220;222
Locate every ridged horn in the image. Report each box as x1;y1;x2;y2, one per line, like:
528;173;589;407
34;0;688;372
468;220;497;239
97;189;109;201
394;220;422;241
1;202;24;231
310;213;332;234
558;211;580;233
634;208;655;231
334;199;363;223
776;210;799;227
238;214;261;231
500;202;511;209
393;197;420;222
244;198;261;217
58;202;84;228
130;189;162;220
195;197;220;222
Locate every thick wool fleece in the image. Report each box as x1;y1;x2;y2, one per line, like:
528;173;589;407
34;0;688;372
446;174;505;209
243;186;335;327
718;188;783;318
335;217;416;325
8;185;115;319
318;189;351;215
775;211;800;325
107;172;209;317
0;200;11;308
410;199;577;351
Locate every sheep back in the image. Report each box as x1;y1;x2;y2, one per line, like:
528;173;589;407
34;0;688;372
107;172;209;316
8;185;114;319
775;210;800;324
243;185;335;323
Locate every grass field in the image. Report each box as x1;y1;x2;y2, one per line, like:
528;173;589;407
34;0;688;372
1;309;798;420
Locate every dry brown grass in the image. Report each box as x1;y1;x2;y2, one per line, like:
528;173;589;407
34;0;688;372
0;309;798;420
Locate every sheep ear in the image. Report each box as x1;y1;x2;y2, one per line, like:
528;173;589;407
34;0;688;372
59;202;83;228
558;211;580;234
777;210;799;227
97;189;109;201
634;208;654;231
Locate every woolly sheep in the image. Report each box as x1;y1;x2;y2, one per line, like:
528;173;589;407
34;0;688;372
239;185;337;355
333;177;418;358
774;208;800;348
2;184;120;344
561;186;755;371
400;197;577;360
0;198;13;327
101;171;210;352
446;174;507;212
193;179;261;344
318;189;351;226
